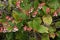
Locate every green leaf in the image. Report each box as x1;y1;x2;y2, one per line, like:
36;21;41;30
28;17;48;33
34;0;39;10
23;0;29;3
49;27;56;33
12;10;20;21
55;21;60;28
33;19;40;30
42;6;48;13
12;10;27;21
47;0;60;10
42;15;52;26
0;3;4;7
29;37;36;40
58;13;60;16
15;31;29;40
17;22;23;30
21;0;32;10
12;0;17;6
28;21;33;28
6;22;13;31
0;19;6;23
8;22;14;27
56;31;60;37
33;17;42;24
41;34;49;40
19;12;28;20
20;2;25;8
7;26;13;32
6;32;14;40
24;3;32;10
8;0;12;7
28;17;42;30
50;9;55;14
38;9;46;16
38;25;48;33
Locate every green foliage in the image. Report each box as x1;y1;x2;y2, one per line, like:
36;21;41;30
28;17;42;30
5;32;14;40
55;21;60;28
49;26;56;33
47;0;60;10
34;0;39;10
0;0;60;40
42;15;52;26
38;25;48;33
41;34;49;40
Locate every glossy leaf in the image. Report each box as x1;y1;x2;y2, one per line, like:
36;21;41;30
42;15;52;26
38;25;48;33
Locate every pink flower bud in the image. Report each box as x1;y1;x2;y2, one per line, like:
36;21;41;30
3;27;7;33
8;17;13;21
6;16;10;19
46;8;50;13
27;27;32;31
16;0;20;8
32;11;38;17
53;11;58;16
29;7;34;13
23;26;27;31
13;26;18;32
38;3;45;9
0;27;3;32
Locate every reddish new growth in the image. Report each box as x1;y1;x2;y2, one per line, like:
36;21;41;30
46;7;50;14
29;7;34;13
6;16;13;21
16;0;20;8
57;8;60;13
23;25;32;31
3;27;7;33
23;25;27;31
53;11;58;16
13;26;18;32
6;16;10;19
32;10;38;17
53;8;60;16
38;2;45;9
26;7;34;16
